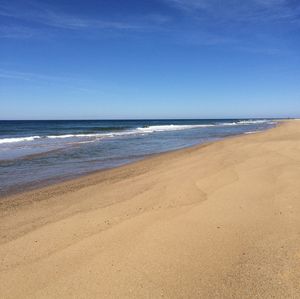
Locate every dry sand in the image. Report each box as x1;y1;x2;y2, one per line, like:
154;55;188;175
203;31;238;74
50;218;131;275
1;121;300;298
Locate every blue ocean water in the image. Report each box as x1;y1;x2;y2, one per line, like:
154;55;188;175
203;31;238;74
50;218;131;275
0;119;277;196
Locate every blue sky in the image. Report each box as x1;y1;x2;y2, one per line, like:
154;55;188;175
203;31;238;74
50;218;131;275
1;0;300;119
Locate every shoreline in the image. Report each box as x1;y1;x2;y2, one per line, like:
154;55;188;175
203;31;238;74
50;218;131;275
2;120;300;298
0;137;218;204
0;124;278;201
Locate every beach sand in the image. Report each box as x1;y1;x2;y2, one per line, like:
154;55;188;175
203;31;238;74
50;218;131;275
1;120;300;298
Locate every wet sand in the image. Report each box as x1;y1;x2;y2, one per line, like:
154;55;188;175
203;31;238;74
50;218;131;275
1;121;300;298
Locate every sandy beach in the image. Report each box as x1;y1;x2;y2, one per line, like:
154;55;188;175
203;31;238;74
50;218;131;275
1;120;300;298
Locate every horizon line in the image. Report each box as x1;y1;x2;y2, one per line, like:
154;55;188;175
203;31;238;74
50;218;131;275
0;117;294;121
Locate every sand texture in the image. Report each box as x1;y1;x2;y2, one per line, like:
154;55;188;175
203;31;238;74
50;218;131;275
1;121;300;298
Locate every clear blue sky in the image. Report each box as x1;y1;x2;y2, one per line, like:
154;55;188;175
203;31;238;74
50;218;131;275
1;0;300;119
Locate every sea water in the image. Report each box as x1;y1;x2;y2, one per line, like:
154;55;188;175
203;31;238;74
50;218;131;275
0;119;277;195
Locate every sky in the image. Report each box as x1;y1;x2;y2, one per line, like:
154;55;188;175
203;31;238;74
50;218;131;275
1;0;300;119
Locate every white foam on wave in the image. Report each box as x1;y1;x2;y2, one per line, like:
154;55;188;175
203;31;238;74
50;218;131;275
47;124;215;139
0;121;276;145
237;120;269;124
47;134;100;139
244;130;264;134
0;136;41;144
221;120;274;126
0;125;212;144
47;131;135;140
136;124;214;133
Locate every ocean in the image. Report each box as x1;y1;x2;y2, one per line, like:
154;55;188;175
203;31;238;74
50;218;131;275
0;119;277;196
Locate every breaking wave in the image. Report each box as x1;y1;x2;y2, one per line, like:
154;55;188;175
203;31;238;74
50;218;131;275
0;121;275;144
0;136;41;144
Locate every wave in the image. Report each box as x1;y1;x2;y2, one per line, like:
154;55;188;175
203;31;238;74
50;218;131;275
136;124;214;133
221;120;274;126
0;124;216;144
237;120;271;124
0;121;275;144
61;126;129;134
47;131;135;139
244;130;263;134
46;125;210;139
0;136;41;144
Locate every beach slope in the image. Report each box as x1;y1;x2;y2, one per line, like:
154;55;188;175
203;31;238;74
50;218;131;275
1;121;300;298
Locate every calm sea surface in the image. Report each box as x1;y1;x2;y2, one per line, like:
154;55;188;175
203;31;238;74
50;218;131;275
0;119;277;196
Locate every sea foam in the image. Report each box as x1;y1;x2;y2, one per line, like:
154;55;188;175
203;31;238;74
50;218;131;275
0;121;274;144
0;136;41;144
136;124;214;133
